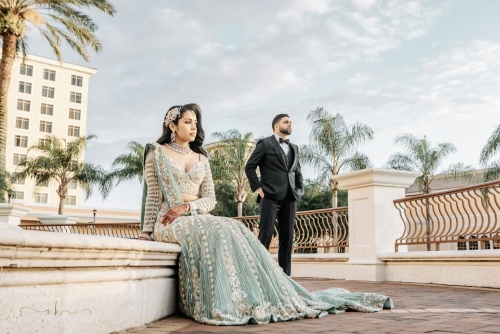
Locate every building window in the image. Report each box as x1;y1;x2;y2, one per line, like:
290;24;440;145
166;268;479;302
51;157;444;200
12;173;26;185
15;117;29;130
13;191;24;200
36;179;49;187
64;195;77;205
14;135;28;148
40;103;54;115
19;81;32;94
68;108;81;120
70;91;82;104
481;235;491;250
20;64;33;76
34;193;48;203
43;69;56;81
71;75;83;87
469;235;478;250
42;86;55;98
68;125;80;137
69;160;79;169
13;153;27;165
38;138;50;147
39;121;53;133
17;99;31;112
68;180;78;189
494;239;500;250
457;236;466;251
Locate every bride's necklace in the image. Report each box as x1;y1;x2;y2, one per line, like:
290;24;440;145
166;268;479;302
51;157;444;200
165;141;193;155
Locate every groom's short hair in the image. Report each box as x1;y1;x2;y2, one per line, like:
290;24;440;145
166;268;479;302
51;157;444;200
272;114;289;129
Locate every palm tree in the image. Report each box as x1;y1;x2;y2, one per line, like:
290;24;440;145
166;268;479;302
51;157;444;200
480;125;500;181
209;129;255;217
386;134;475;251
386;134;474;194
0;0;116;169
107;141;145;188
16;135;109;215
0;166;15;203
301;107;374;208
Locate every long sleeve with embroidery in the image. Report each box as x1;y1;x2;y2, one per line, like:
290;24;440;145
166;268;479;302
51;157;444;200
188;155;216;214
142;151;162;232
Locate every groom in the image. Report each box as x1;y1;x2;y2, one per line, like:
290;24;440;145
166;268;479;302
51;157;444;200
245;114;304;276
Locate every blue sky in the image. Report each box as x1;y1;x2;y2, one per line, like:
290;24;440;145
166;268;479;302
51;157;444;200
28;0;500;210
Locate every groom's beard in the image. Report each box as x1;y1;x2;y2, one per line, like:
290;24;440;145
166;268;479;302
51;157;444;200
279;126;292;135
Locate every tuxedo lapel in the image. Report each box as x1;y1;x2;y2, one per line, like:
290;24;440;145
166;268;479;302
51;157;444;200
289;144;298;171
270;136;288;171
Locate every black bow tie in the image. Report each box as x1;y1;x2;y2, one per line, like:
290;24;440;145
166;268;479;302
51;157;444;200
279;138;290;145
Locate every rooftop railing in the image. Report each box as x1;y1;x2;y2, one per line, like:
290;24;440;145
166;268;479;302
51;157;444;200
234;207;349;254
393;179;500;251
19;207;349;254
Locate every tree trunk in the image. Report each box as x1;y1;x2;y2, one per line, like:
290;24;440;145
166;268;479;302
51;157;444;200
234;188;247;217
58;196;65;215
329;178;339;208
237;201;243;217
57;184;68;215
331;190;338;208
0;33;18;169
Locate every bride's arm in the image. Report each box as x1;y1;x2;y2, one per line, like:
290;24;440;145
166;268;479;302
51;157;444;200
187;155;216;214
142;151;163;233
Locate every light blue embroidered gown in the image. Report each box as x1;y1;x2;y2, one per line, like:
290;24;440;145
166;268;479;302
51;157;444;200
141;143;393;325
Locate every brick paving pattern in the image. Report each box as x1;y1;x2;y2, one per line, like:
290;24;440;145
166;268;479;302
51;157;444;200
123;278;500;334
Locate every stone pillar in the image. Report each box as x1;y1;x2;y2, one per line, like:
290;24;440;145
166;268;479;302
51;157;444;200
0;204;31;226
332;168;419;281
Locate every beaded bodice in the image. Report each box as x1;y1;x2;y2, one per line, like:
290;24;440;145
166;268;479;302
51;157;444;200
165;155;206;195
142;143;216;233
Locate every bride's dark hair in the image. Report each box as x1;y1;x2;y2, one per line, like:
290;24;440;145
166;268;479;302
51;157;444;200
156;103;208;157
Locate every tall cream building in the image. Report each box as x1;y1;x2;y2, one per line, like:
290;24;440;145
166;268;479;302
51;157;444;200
6;54;97;207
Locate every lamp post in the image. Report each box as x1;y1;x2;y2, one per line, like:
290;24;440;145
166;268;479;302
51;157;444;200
92;208;97;224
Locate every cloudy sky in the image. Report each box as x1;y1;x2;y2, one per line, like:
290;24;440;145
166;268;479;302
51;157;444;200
28;0;500;210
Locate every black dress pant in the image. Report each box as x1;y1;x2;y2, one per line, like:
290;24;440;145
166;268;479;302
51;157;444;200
258;190;296;276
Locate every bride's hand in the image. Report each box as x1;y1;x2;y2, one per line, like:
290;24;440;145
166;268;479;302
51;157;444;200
161;203;190;225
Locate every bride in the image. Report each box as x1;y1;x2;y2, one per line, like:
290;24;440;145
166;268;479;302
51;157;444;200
139;103;393;326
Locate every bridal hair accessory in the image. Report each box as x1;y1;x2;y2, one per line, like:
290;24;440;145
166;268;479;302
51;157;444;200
164;107;181;126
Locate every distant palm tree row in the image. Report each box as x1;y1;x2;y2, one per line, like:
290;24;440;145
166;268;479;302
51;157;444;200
2;108;500;217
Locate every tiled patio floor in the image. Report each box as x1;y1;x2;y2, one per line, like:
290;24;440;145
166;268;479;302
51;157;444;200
124;278;500;334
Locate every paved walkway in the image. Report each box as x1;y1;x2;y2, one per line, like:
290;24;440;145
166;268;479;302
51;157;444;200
124;278;500;334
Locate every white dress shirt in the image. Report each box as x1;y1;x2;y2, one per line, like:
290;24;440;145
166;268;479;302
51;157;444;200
274;134;290;155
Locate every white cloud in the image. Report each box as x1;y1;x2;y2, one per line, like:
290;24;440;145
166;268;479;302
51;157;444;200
345;73;372;86
32;0;453;209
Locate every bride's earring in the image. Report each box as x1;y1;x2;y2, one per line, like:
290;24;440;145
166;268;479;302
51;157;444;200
171;132;176;142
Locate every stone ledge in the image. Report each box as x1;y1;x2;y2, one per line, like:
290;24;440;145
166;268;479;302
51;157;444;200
0;226;181;253
0;267;176;287
289;253;349;262
379;250;500;262
0;246;179;268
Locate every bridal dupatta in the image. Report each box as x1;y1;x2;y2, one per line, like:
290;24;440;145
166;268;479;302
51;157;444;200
140;142;393;326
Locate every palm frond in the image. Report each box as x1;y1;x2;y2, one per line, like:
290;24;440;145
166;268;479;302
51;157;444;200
340;152;372;172
439;162;477;185
480;125;500;165
386;153;415;171
483;160;500;182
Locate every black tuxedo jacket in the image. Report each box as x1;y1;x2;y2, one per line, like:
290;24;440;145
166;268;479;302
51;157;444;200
245;135;304;202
